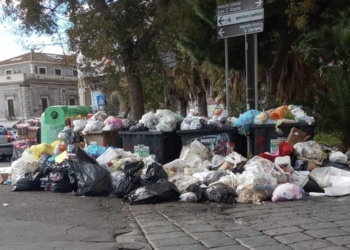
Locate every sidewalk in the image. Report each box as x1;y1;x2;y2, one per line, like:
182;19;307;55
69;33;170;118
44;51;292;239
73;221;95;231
118;196;350;250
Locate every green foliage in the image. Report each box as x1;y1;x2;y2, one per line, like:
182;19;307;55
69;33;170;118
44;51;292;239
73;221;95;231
104;93;120;117
312;67;350;150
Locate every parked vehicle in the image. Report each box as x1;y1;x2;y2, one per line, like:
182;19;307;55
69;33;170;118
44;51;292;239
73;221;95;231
9;130;18;141
0;126;13;161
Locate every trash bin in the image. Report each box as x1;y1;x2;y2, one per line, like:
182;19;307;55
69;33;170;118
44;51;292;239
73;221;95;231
177;128;247;157
251;123;316;156
118;131;182;164
41;105;90;144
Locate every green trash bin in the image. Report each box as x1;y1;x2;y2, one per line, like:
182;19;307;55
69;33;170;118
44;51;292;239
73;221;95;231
41;105;90;144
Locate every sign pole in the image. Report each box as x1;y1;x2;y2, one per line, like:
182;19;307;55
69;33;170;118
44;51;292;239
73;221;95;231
254;33;258;110
225;38;229;113
245;34;256;110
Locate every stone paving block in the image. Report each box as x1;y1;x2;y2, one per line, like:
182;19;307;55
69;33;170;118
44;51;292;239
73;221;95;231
190;231;228;240
319;247;349;250
134;214;163;220
155;243;208;250
274;232;313;244
226;228;262;238
304;228;350;238
251;222;285;231
279;217;319;226
327;235;350;246
340;227;350;233
299;222;339;230
146;231;189;241
252;244;292;250
265;215;297;222
139;220;174;228
288;239;336;250
263;226;303;236
182;224;220;234
137;217;169;223
232;210;269;218
210;245;249;250
200;237;239;248
149;236;198;248
142;225;181;235
237;235;278;248
116;234;148;244
120;242;152;250
334;220;350;227
175;220;208;226
313;213;350;222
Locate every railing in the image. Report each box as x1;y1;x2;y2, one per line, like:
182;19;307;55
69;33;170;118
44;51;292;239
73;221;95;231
0;73;78;83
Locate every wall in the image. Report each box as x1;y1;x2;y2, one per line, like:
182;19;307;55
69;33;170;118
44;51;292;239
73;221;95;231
0;83;24;119
0;63;30;75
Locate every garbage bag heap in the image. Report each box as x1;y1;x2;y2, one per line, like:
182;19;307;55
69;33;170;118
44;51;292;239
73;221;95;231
5;105;350;205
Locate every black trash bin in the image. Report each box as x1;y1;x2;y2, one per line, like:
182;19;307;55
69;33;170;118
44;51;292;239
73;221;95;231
118;131;182;164
177;128;247;157
251;123;316;156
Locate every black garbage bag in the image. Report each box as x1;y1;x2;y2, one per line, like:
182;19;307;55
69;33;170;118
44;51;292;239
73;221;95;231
122;119;137;131
67;161;112;196
143;163;168;183
204;170;229;186
126;179;181;205
186;183;207;201
321;160;350;172
36;154;52;177
129;123;148;132
232;166;245;175
206;183;236;204
12;172;41;191
112;161;145;198
74;147;98;164
303;179;324;193
11;148;23;163
51;162;78;193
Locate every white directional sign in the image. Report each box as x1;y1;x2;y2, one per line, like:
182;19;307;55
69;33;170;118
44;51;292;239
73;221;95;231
217;8;264;27
160;52;177;68
217;0;264;39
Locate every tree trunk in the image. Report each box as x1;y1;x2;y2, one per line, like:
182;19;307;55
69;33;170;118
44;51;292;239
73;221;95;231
193;67;208;117
124;60;144;120
266;29;299;107
122;107;131;119
180;98;188;117
197;93;208;117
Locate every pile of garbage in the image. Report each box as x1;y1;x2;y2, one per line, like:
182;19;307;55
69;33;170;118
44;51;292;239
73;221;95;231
5;129;350;205
180;108;236;130
234;105;315;135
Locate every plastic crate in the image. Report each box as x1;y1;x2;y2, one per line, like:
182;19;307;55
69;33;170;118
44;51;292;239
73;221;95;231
118;131;182;164
251;123;316;156
177;128;247;157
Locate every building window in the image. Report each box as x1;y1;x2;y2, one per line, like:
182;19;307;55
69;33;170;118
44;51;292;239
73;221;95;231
41;97;49;112
55;69;62;75
7;99;15;117
39;67;46;74
69;98;76;105
73;70;78;77
5;69;12;75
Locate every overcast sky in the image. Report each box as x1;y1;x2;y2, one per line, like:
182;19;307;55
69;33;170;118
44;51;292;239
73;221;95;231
0;22;64;62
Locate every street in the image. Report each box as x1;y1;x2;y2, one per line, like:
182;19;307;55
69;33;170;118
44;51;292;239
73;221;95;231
0;158;11;168
3;182;350;250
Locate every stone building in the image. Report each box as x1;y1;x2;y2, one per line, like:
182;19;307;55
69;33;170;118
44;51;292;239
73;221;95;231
0;51;79;126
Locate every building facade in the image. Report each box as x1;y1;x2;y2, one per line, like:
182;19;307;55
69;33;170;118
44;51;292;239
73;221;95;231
0;51;79;121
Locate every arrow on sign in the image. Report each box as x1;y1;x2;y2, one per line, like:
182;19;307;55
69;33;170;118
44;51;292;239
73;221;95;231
219;16;224;25
255;0;263;8
218;28;225;37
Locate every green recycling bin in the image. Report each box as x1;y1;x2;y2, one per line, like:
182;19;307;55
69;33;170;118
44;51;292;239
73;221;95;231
41;105;90;144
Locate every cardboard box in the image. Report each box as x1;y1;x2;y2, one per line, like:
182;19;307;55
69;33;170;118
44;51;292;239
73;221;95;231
17;127;28;136
27;130;37;140
286;127;311;146
0;173;9;184
83;131;122;148
219;161;234;171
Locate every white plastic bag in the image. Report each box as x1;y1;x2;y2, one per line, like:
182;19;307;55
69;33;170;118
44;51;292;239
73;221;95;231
294;141;324;161
156;123;173;132
155;109;179;125
83;120;104;132
102;124;117;131
163;159;184;178
139;112;158;130
91;111;107;121
271;183;304;202
310;167;350;188
329;152;348;164
169;174;199;193
291;171;309;188
211;155;225;169
211;171;240;190
10;153;38;184
192;171;213;184
236;171;277;203
73;119;86;133
224;152;247;168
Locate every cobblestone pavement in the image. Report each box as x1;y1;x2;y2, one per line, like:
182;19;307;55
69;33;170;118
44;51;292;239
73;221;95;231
117;196;350;250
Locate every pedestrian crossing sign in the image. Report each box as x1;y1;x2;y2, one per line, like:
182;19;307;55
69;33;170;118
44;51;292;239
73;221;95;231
97;95;105;106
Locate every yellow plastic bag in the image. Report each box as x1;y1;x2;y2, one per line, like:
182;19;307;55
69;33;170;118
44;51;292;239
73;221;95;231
55;151;67;164
30;144;54;159
51;140;60;149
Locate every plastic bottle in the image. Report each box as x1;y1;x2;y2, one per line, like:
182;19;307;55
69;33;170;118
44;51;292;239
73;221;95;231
270;105;289;120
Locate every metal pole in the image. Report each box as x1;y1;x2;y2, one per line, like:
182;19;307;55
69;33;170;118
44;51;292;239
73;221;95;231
225;38;229;112
245;34;255;110
164;68;167;108
254;33;258;110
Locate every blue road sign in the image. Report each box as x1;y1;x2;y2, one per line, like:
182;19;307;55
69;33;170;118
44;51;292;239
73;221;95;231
97;95;105;106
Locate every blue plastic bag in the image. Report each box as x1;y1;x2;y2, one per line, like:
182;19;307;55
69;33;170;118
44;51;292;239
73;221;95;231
87;145;107;158
234;110;260;135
